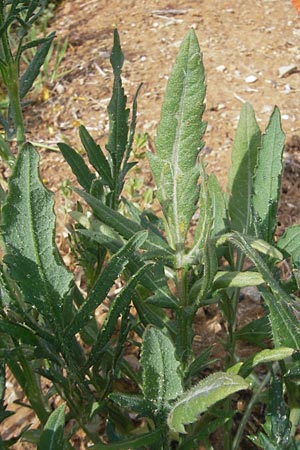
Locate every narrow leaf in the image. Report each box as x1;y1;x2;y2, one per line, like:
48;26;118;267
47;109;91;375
220;232;300;349
168;372;248;433
141;327;183;409
277;225;300;267
89;429;161;450
239;347;295;378
20;32;55;98
106;29;129;181
58;142;95;192
228;103;261;233
88;263;153;365
79;125;113;188
74;188;174;259
37;403;66;450
67;231;148;336
148;29;206;248
2;144;73;328
253;107;285;243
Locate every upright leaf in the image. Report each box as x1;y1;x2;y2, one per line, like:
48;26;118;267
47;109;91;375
228;103;261;233
37;403;66;450
2;144;73;328
148;29;206;252
20;32;55;98
58;142;95;192
79;125;113;188
253;107;285;243
106;29;129;205
168;372;248;433
141;327;183;411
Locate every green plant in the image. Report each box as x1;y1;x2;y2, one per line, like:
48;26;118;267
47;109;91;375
2;24;300;450
0;0;55;158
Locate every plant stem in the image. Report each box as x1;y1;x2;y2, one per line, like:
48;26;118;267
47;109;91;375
232;371;271;450
0;11;26;149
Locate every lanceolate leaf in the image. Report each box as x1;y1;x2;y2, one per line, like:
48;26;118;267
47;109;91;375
79;125;113;188
37;403;66;450
106;29;129;194
67;231;148;336
239;347;295;378
189;159;213;263
221;232;300;349
253;107;285;243
89;429;161;450
148;29;206;250
20;32;55;98
228;103;261;233
277;225;300;267
141;327;183;410
74;188;174;259
58;142;95;192
88;263;153;365
2;144;73;328
168;372;248;433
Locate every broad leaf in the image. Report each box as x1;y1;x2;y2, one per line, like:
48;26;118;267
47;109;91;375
2;144;73;328
141;327;183;410
228;103;261;233
37;403;66;450
168;372;248;433
253;107;285;243
148;29;206;250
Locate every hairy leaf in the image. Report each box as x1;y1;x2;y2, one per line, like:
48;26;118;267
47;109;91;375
168;372;248;433
253;107;285;243
2;144;73;328
148;29;206;250
141;327;183;410
228;103;261;233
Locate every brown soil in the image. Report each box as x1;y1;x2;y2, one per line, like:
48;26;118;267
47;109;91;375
2;0;300;449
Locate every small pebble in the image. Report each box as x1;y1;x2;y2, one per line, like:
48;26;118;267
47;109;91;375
245;75;257;83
